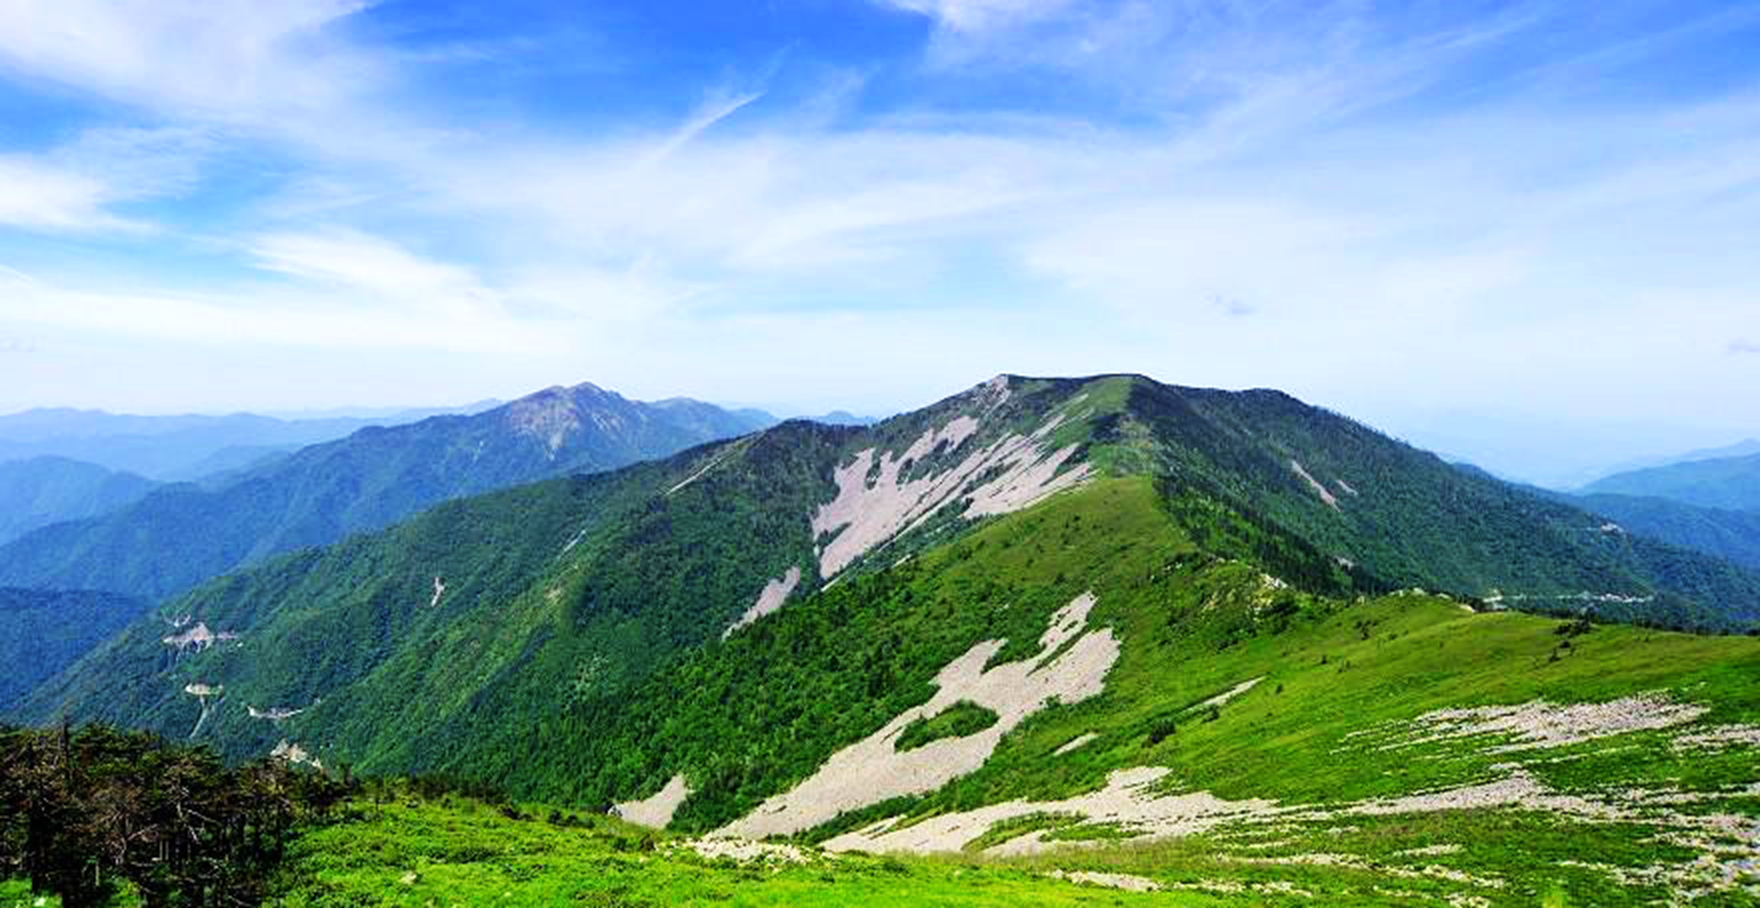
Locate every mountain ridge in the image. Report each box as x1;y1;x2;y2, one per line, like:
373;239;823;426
1582;451;1760;512
0;456;160;546
0;382;772;602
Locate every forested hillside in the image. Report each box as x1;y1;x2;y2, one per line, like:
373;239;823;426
1570;492;1760;573
0;588;152;710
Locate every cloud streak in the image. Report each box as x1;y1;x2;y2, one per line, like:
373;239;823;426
0;0;378;122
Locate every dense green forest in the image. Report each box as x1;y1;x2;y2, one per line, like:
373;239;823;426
0;725;345;907
0;589;152;710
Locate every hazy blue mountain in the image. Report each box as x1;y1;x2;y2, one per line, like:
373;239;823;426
801;410;880;426
1581;452;1760;512
0;382;771;601
0;587;152;710
1455;461;1760;574
259;399;505;421
0;457;160;545
1569;493;1760;573
1598;438;1760;477
163;444;301;485
0;410;392;479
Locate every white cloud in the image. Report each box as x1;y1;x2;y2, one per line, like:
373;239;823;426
877;0;1075;32
247;229;496;315
0;157;120;230
0;125;209;231
0;265;542;356
0;0;377;122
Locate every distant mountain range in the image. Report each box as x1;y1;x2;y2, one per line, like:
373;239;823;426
797;410;879;426
0;403;495;480
0;383;772;602
1450;460;1760;574
0;456;160;545
1581;451;1760;512
1595;438;1760;478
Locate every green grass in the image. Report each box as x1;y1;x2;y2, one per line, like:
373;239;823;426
264;797;1204;907
897;701;1001;752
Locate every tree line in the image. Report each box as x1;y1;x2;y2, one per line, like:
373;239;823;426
1;724;347;907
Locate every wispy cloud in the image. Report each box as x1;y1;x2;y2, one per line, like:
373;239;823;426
0;0;378;122
0;0;1757;434
876;0;1076;33
247;228;497;317
0;127;213;232
1732;339;1760;355
0;157;121;231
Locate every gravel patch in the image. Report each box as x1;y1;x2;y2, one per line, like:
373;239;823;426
1356;694;1708;753
615;774;692;829
812;414;1091;578
1046;870;1160;891
718;593;1119;839
1053;733;1098;756
725;566;802;638
1289;460;1339;508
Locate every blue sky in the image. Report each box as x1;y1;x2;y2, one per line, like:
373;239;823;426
1;0;1758;484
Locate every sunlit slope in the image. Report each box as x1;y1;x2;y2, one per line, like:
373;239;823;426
560;478;1760;904
262;477;1760;906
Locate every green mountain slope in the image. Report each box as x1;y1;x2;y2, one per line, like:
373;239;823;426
258;554;1759;907
0;587;151;710
22;374;1758;768
1089;381;1759;625
0;383;770;601
1583;451;1760;511
0;456;159;545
